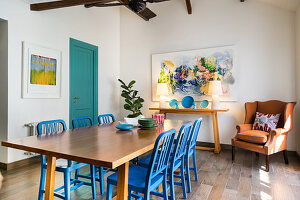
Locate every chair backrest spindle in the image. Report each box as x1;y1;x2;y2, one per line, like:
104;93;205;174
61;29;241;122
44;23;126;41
98;114;115;125
72;116;94;128
187;118;203;153
145;129;176;188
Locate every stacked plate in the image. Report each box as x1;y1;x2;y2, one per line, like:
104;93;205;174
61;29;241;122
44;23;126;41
138;118;156;130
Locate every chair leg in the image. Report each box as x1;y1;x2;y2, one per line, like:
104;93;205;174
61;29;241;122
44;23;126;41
185;157;192;193
162;170;168;200
266;155;269;172
192;150;198;182
64;171;71;200
128;189;132;200
283;150;289;164
106;182;112;200
90;165;96;199
180;162;187;199
232;146;235;162
74;169;79;185
169;171;175;200
38;166;46;200
99;167;105;195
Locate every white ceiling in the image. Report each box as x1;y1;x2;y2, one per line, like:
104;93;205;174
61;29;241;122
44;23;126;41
25;0;300;12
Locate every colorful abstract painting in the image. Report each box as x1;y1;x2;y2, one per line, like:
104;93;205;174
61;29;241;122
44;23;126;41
152;46;237;101
30;54;57;85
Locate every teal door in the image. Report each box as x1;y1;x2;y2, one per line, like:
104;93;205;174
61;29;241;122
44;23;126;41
69;38;98;128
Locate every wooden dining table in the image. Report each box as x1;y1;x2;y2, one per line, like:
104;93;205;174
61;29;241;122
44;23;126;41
1;119;185;200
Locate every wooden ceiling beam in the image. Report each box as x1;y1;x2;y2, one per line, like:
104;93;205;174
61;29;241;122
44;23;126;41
30;0;113;11
185;0;192;14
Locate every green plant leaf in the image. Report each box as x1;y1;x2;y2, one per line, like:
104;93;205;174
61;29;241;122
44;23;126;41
121;85;129;90
124;104;132;111
128;113;140;118
132;91;138;97
125;99;133;105
128;80;136;88
118;79;126;86
121;93;131;99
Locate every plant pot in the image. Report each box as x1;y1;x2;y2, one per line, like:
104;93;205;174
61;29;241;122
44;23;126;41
124;115;144;126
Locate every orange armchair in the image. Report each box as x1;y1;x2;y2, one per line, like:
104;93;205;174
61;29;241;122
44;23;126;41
232;100;296;172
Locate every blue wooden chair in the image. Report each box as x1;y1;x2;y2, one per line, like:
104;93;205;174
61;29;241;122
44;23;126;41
139;123;193;200
72;116;108;195
72;116;93;128
37;119;96;200
98;114;115;125
106;129;176;200
185;118;203;193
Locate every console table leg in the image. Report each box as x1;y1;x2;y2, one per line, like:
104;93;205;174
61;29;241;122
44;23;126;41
212;112;221;153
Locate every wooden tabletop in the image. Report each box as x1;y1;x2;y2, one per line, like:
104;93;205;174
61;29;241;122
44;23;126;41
2;120;185;169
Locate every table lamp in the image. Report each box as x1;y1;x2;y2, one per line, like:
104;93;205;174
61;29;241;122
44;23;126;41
208;80;223;109
157;83;169;108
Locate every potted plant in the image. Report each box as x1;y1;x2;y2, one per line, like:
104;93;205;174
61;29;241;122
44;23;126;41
118;79;144;126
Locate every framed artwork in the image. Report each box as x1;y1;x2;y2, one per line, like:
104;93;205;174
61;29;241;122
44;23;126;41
152;45;237;102
22;42;62;98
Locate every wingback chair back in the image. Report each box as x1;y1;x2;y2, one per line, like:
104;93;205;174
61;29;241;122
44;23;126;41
232;100;296;172
244;100;295;129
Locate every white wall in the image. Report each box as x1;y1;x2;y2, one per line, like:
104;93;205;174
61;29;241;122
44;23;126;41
120;0;297;149
296;6;300;155
0;19;8;163
0;0;121;163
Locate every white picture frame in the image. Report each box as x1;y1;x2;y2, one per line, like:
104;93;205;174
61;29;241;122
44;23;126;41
22;42;62;98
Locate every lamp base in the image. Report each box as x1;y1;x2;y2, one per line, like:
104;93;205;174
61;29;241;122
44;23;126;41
159;100;167;108
211;95;221;110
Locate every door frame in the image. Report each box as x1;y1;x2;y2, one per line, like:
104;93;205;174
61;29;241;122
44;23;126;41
69;38;98;127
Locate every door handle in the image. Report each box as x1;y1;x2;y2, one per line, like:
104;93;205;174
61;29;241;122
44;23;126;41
73;97;80;100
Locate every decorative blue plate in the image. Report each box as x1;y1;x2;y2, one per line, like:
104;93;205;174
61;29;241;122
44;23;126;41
116;124;134;131
182;96;194;108
169;99;179;108
200;100;209;108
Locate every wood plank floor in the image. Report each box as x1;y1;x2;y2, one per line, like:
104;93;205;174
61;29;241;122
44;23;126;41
0;149;299;200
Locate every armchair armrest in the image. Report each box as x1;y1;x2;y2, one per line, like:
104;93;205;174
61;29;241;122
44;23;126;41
236;124;252;133
270;128;288;136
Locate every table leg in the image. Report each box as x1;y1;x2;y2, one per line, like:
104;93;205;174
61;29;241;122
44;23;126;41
117;162;129;200
212;112;221;153
45;156;56;200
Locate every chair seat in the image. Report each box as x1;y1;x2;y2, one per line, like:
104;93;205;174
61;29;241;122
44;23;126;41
107;164;163;191
237;130;269;144
43;159;87;170
138;155;152;168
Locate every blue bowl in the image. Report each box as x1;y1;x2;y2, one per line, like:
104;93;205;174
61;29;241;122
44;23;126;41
200;100;209;108
116;124;134;131
182;96;194;108
169;99;179;108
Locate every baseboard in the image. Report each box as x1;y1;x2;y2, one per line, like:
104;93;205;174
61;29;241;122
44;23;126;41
0;156;40;171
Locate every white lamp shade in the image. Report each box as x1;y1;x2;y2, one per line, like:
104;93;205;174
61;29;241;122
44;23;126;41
208;81;223;95
157;83;169;96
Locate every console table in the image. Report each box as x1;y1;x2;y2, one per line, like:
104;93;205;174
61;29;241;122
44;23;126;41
149;108;229;153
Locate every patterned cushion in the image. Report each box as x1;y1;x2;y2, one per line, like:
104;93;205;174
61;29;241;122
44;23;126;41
237;130;269;144
252;112;280;132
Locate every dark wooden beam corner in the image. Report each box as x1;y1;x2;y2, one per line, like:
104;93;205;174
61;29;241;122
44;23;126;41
30;0;113;11
186;0;192;15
